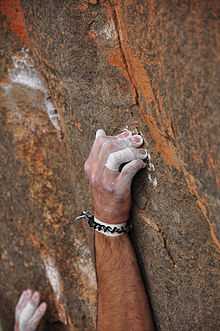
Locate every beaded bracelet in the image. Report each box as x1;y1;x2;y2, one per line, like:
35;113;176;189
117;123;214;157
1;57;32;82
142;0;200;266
74;211;132;237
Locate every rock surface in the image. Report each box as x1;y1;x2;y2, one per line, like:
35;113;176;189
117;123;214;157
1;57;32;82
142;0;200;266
0;0;220;330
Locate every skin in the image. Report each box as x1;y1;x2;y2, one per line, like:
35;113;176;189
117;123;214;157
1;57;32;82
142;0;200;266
14;290;47;331
14;128;154;330
85;129;155;331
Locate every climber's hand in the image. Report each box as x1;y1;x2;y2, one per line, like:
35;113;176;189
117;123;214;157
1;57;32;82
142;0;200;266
84;129;147;224
14;289;47;331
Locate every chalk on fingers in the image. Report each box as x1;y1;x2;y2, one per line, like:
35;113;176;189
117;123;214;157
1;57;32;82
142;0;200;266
15;289;32;315
96;129;106;138
28;303;47;331
105;147;148;171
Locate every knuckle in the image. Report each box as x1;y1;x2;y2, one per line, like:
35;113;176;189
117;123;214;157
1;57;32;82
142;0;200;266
90;173;99;186
107;152;115;164
137;149;147;159
101;140;114;153
103;181;115;193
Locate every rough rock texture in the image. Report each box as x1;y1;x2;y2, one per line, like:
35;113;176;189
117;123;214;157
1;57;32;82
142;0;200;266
0;0;220;330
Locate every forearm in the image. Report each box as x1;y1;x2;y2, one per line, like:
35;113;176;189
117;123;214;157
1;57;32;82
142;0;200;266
85;128;155;330
95;231;155;331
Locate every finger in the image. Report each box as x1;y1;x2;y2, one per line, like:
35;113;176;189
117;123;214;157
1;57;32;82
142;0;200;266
87;130;144;177
94;130;142;161
91;129;142;163
19;291;40;328
116;129;143;147
116;129;132;139
128;134;143;147
88;129;107;162
28;302;47;331
30;291;40;310
16;289;32;316
16;290;28;311
97;134;144;170
116;159;146;193
105;147;147;171
96;129;106;138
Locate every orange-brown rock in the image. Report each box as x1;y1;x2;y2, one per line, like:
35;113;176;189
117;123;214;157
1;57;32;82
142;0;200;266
0;0;220;330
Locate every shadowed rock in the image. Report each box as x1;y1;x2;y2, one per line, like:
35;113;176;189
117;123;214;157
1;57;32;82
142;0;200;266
0;0;220;330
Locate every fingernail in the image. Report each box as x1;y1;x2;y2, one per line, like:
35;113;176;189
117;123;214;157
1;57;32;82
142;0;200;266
32;292;40;302
139;149;148;157
26;289;32;297
119;129;130;137
40;303;47;312
131;135;143;143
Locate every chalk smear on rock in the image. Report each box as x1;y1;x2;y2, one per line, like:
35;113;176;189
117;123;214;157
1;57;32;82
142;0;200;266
6;48;61;130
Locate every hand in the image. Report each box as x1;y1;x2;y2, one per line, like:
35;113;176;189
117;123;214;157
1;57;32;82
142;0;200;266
14;289;47;331
84;129;147;224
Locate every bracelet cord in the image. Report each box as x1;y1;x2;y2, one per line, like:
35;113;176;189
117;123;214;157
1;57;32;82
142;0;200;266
74;211;132;236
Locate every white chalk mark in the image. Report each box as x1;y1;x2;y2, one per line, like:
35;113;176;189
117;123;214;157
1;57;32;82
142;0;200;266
8;48;60;130
74;238;97;289
147;173;158;187
152;177;158;187
43;255;62;301
148;162;155;172
148;173;152;182
42;255;68;324
77;259;97;288
44;97;60;131
101;20;118;41
105;147;148;171
146;151;158;188
9;49;44;91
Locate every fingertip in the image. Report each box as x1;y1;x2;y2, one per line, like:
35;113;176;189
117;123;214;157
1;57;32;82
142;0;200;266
135;148;148;160
130;134;144;146
135;159;146;170
21;289;27;297
39;302;47;313
140;159;146;168
117;129;132;138
32;291;40;302
29;302;47;329
26;289;32;297
96;129;106;138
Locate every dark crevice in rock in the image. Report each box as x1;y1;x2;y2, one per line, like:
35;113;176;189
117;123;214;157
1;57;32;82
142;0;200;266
109;1;140;108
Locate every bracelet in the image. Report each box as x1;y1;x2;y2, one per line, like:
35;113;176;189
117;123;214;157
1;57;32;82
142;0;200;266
74;211;132;237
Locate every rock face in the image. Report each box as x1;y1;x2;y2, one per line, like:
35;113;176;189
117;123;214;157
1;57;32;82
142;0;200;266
0;0;220;330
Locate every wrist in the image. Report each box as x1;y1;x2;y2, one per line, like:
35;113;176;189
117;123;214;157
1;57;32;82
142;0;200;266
93;207;129;225
93;216;131;237
74;211;131;237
